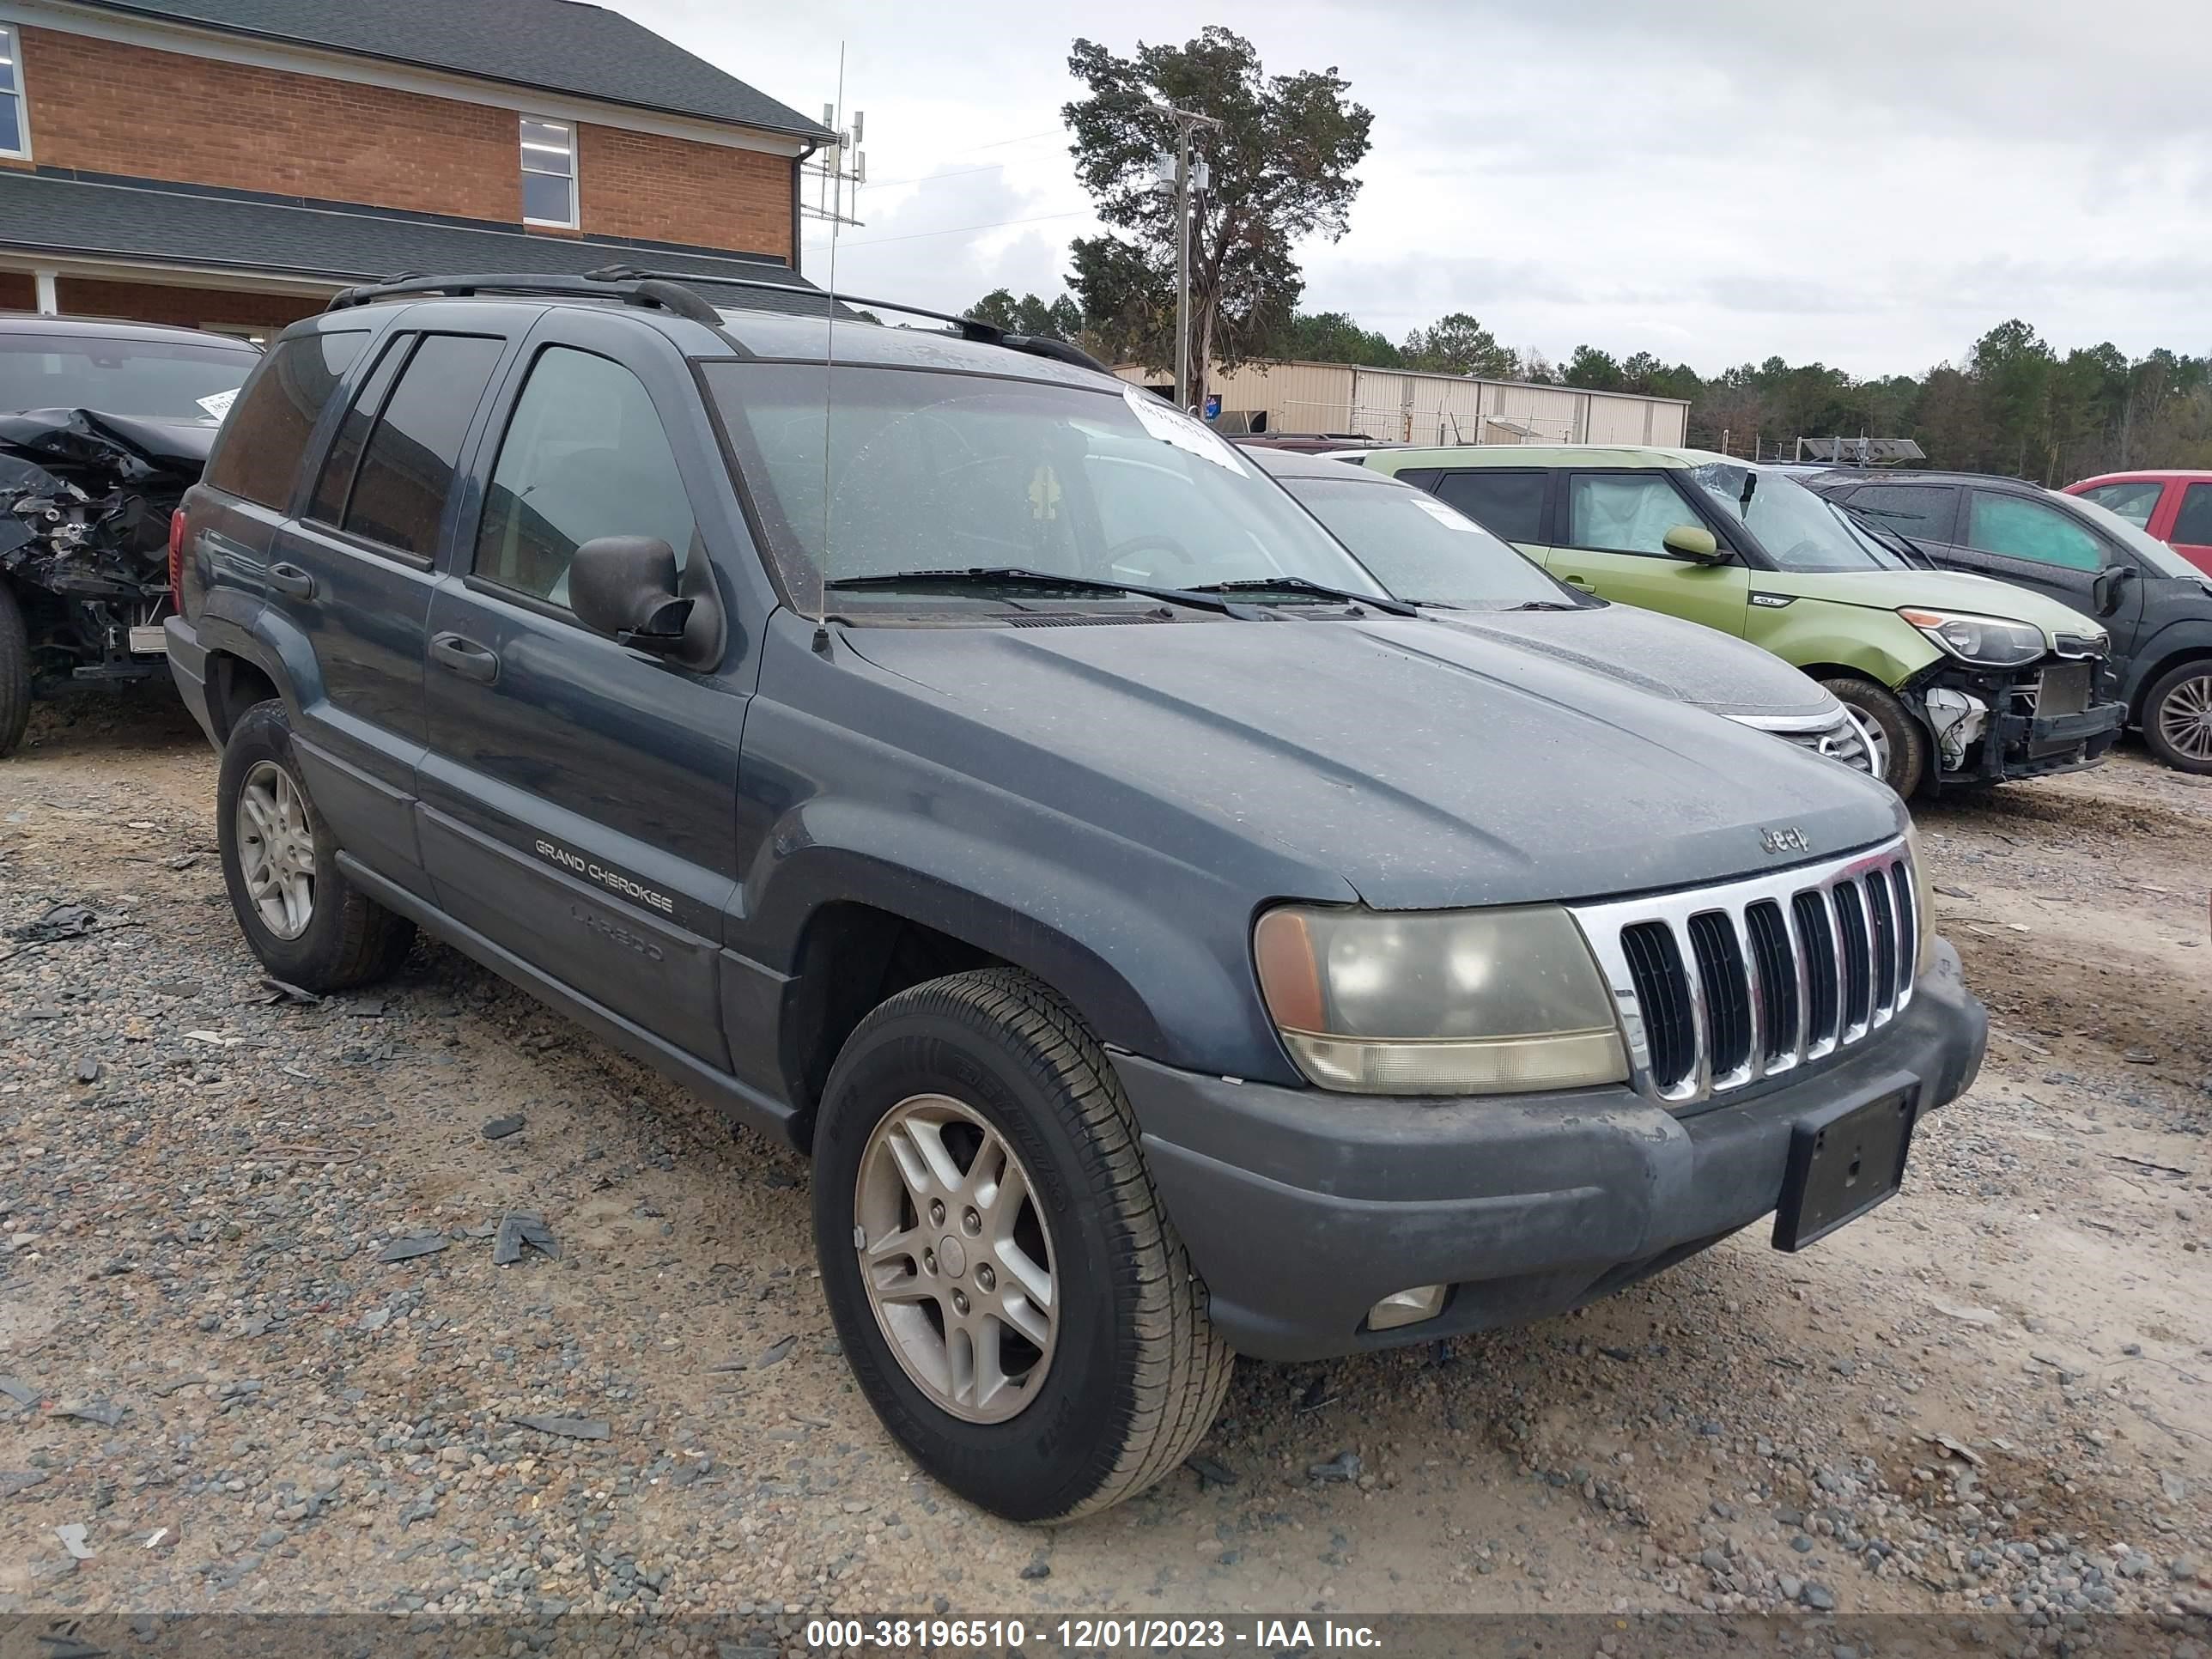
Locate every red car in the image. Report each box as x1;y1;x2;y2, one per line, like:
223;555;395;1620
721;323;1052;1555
2063;471;2212;575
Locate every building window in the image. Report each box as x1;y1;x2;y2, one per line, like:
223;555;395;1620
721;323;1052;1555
0;25;30;159
520;117;577;228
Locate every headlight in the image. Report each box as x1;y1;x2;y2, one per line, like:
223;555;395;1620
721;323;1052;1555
1904;823;1936;975
1898;607;2046;668
1253;904;1627;1095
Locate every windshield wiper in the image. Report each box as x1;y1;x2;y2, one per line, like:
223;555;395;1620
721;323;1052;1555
1502;599;1584;611
1186;576;1419;617
823;567;1239;615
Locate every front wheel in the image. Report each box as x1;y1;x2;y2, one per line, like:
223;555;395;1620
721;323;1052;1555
812;969;1234;1522
2142;660;2212;774
1820;676;1927;796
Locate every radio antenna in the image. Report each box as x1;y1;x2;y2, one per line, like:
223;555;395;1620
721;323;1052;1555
813;41;848;622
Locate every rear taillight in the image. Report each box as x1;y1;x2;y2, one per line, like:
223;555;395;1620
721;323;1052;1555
167;507;188;610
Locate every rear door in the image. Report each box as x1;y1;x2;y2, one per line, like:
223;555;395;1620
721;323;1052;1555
1829;481;1962;564
266;321;513;897
1426;468;1551;559
1547;469;1750;635
2167;482;2212;575
414;311;750;1069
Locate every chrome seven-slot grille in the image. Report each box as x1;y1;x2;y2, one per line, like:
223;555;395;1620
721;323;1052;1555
1569;838;1917;1109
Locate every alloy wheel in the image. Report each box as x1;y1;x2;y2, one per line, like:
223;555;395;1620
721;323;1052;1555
2155;672;2212;763
854;1093;1059;1424
237;760;315;940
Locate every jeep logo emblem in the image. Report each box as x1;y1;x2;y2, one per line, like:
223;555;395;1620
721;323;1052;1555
1759;825;1810;855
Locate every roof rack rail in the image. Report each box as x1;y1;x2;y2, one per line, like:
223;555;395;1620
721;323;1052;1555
583;264;1115;375
325;271;725;325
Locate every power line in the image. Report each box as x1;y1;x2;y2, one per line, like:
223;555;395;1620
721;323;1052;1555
800;209;1087;249
860;130;1071;192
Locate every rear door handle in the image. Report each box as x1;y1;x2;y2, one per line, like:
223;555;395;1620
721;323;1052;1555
268;562;316;600
429;631;500;684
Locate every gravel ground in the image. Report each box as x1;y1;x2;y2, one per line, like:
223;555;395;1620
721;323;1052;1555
1;688;2208;1627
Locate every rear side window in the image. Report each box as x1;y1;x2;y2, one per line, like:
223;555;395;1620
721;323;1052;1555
2172;483;2212;545
203;331;368;509
473;346;696;605
307;333;409;526
1843;483;1956;542
339;334;505;558
2079;479;2163;530
1966;491;2104;572
1432;470;1547;543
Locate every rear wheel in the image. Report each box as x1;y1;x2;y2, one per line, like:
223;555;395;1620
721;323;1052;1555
1820;676;1926;796
216;699;415;991
0;580;29;759
812;968;1233;1522
2142;661;2212;774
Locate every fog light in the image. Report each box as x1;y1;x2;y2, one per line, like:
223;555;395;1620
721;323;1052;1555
1367;1284;1447;1332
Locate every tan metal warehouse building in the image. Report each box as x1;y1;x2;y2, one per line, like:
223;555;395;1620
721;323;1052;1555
1116;361;1691;447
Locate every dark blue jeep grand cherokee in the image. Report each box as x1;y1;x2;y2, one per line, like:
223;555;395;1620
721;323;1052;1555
166;273;1985;1522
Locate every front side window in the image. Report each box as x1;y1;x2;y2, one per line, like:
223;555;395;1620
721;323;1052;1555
1433;470;1547;544
2172;483;2212;546
339;334;505;557
1282;476;1567;609
706;363;1387;609
0;24;28;158
1690;463;1899;572
521;117;577;228
202;331;367;510
2079;480;2164;530
1566;473;1705;557
475;347;696;605
1966;491;2104;573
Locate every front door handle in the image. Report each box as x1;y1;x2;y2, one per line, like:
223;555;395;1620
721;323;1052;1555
268;562;316;600
1561;574;1594;587
429;631;501;684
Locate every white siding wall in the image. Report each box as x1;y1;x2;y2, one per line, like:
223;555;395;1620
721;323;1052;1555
1120;362;1689;447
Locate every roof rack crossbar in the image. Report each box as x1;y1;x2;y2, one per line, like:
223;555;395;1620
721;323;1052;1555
325;270;725;325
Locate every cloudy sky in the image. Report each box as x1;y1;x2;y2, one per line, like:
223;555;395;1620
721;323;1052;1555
614;0;2212;380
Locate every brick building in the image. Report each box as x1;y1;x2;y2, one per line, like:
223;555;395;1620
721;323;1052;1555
0;0;832;332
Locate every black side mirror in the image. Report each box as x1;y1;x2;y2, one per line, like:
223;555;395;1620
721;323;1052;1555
569;536;725;669
2090;562;2136;618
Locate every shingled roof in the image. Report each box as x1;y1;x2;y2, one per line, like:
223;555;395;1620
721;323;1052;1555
75;0;835;140
0;172;832;315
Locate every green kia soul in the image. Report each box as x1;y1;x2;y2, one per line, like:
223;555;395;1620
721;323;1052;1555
1355;445;2124;796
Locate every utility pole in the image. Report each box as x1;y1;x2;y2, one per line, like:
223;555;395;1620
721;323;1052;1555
1155;104;1221;412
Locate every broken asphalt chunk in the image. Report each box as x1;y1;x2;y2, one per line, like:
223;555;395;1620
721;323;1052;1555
508;1414;610;1441
481;1113;525;1140
493;1212;559;1265
754;1335;796;1370
0;1376;38;1407
376;1234;449;1263
1185;1454;1239;1490
52;1399;125;1427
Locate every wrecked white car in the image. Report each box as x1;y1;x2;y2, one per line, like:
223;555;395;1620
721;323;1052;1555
0;315;258;755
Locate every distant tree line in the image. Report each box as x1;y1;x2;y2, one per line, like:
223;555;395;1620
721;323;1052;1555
963;289;2212;484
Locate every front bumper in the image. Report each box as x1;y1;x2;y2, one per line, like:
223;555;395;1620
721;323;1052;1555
1114;938;1984;1362
1919;659;2124;788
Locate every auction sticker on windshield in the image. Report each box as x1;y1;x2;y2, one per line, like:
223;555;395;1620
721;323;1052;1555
1121;386;1249;475
196;388;238;422
1411;495;1480;532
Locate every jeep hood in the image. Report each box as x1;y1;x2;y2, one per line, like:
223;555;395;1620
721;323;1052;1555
842;616;1904;911
1419;602;1836;720
1771;567;2104;637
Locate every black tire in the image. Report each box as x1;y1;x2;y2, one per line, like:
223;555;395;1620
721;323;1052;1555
2141;659;2212;775
1820;675;1928;796
0;580;29;759
216;699;415;991
812;968;1234;1522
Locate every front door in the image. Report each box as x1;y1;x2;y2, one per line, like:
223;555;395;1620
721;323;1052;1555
414;319;751;1069
1944;489;2110;621
1545;470;1750;635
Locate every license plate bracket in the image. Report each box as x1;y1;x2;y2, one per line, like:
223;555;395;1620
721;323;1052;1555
1772;1085;1917;1251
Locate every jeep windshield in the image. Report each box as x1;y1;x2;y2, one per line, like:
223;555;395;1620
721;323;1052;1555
707;363;1390;612
0;335;257;421
1689;461;1909;574
1274;473;1580;610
